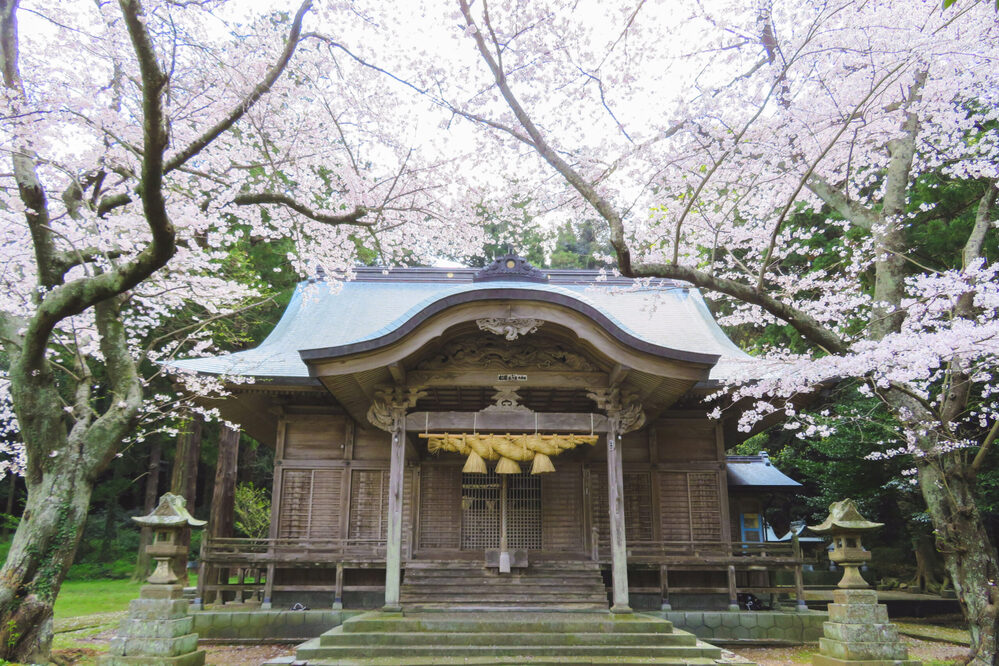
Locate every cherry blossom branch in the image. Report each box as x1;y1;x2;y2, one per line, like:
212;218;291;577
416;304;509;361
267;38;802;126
758;63;905;287
163;1;312;174
1;3;60;291
232;193;371;227
16;0;177;370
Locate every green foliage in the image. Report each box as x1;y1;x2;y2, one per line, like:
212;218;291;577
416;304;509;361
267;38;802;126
233;482;271;539
468;197;614;268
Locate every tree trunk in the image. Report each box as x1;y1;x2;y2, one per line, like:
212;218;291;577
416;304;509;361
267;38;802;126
0;459;93;662
204;427;239;604
132;440;162;582
910;530;943;593
169;416;202;582
99;461;121;562
1;476;16;539
919;455;999;665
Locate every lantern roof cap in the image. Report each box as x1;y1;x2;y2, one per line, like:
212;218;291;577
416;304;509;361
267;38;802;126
132;492;206;528
809;498;883;534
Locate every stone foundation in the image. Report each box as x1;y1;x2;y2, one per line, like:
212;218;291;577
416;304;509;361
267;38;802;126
101;585;205;666
659;610;827;644
812;590;920;666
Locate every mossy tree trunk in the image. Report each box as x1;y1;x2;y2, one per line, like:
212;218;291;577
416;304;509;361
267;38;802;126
0;0;312;660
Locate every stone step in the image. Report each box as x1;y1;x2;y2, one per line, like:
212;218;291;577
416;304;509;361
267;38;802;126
267;641;729;665
398;600;607;613
342;612;677;634
298;643;722;660
401;595;608;603
320;630;697;648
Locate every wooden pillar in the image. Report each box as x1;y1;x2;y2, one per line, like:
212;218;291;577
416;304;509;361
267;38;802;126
793;532;807;611
606;419;631;613
132;440;161;581
204;426;239;605
660;564;671;611
170;414;202;582
727;564;739;611
384;412;406;611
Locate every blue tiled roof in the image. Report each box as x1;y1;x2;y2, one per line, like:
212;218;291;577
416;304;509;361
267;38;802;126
170;268;756;381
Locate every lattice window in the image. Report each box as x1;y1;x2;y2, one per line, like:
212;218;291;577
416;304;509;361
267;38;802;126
418;465;461;550
461;471;500;549
688;472;722;542
624;472;654;543
542;465;583;551
277;468;344;539
506;472;541;550
658;470;722;544
349;469;386;540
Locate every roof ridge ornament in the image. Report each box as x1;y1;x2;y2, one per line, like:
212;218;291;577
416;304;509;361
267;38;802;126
473;254;549;283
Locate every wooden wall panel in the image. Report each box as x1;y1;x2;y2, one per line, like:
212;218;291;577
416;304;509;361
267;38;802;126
655;420;718;461
542;465;583;551
283;415;346;460
621;432;649;463
417;465;461;550
353;428;391;460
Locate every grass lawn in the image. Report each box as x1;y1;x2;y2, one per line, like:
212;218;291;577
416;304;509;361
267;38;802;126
53;579;142;619
53;573;196;619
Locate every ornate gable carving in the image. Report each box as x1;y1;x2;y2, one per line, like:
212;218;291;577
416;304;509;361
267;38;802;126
415;334;598;372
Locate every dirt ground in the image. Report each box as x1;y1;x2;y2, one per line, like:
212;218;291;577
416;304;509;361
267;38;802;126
735;635;969;665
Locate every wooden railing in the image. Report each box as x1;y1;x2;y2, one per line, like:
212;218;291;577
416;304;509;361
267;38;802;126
197;535;807;610
197;537;387;607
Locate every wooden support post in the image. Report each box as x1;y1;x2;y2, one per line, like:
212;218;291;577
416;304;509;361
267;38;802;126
333;562;344;610
660;564;671;611
170;414;202;582
262;564;275;609
793;532;807;611
606;419;631;613
205;426;239;606
727;564;739;611
384;412;406;611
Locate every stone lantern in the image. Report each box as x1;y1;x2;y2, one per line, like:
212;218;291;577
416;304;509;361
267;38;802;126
134;493;206;585
809;499;919;666
101;493;207;666
809;498;882;589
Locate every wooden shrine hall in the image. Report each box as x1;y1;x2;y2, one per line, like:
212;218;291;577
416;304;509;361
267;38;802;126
174;255;807;613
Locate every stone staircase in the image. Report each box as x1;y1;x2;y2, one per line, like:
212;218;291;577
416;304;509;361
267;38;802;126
399;560;609;610
269;610;743;665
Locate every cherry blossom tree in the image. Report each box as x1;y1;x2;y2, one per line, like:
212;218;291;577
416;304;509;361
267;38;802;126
312;0;999;660
0;0;478;660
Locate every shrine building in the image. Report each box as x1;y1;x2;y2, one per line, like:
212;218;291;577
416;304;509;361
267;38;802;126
174;255;805;613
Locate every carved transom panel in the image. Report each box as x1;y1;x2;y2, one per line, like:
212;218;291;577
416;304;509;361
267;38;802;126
415;334;598;372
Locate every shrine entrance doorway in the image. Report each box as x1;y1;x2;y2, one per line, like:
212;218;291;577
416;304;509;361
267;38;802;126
461;470;542;551
415;458;588;561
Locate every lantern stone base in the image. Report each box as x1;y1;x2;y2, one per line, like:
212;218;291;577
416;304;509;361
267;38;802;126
812;590;919;666
100;585;205;666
